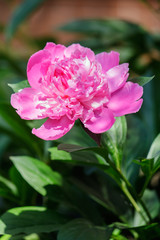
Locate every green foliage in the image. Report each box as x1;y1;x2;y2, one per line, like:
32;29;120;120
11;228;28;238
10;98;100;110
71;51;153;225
57;219;113;240
101;116;127;168
129;76;154;86
0;103;42;156
8;80;30;93
0;206;64;235
10;156;62;195
1;6;160;239
6;0;45;40
133;189;160;226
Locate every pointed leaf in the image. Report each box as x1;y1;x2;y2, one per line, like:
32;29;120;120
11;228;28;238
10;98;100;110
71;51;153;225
49;145;108;169
134;158;154;176
153;156;160;173
133;190;160;227
58;144;85;153
0;206;64;235
147;134;160;173
147;133;160;159
8;80;30;93
0;103;42;156
57;219;113;240
131;223;160;240
10;156;62;195
48;147;72;160
6;0;45;40
129;76;154;86
101;116;127;166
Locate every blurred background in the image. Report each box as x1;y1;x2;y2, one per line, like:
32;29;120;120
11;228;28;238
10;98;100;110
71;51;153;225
0;0;160;215
1;0;160;54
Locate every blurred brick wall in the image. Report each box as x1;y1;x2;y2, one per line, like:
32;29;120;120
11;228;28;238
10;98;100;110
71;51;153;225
0;0;160;44
29;0;160;43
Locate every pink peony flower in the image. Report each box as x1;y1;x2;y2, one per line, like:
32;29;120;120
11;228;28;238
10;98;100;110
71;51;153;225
11;43;143;140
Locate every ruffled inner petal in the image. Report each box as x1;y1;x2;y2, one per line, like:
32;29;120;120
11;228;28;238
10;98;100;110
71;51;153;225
27;50;51;89
64;44;95;61
44;42;66;61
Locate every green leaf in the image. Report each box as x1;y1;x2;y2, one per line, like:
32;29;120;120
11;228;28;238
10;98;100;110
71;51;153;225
58;143;92;153
24;233;40;240
0;206;64;235
9;166;36;205
134;158;154;176
133;190;160;226
0;135;10;162
8;80;30;93
0;102;42;157
101;116;127;167
57;219;113;240
48;147;72;160
6;0;45;40
131;223;160;240
0;187;18;203
129;76;154;86
52;144;125;184
147;133;160;159
49;145;108;169
10;156;62;195
8;233;40;240
60;123;97;147
147;133;160;173
123;116;148;185
57;143;107;159
60;19;142;38
0;235;11;240
153;156;160;173
0;175;18;196
58;144;109;165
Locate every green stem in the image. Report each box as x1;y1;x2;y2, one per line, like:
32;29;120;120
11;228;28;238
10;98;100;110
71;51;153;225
105;155;152;223
139;176;151;198
120;181;147;223
121;181;141;213
139;198;152;222
118;171;152;222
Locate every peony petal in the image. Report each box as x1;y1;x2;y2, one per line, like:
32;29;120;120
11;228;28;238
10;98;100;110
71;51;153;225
27;43;66;89
27;49;51;89
83;107;115;134
44;42;66;60
64;44;95;61
107;81;143;117
32;116;74;140
106;63;129;93
11;88;47;120
96;51;119;73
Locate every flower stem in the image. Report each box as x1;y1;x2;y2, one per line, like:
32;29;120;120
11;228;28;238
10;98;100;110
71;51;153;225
105;155;152;223
120;181;147;223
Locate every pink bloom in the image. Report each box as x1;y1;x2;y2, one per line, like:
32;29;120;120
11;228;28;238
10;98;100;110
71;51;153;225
11;43;143;140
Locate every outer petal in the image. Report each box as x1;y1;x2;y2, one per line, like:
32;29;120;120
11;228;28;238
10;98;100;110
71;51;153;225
106;63;129;93
11;88;46;120
83;107;115;134
32;116;75;140
27;49;51;89
107;82;143;117
96;51;119;73
64;44;95;61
